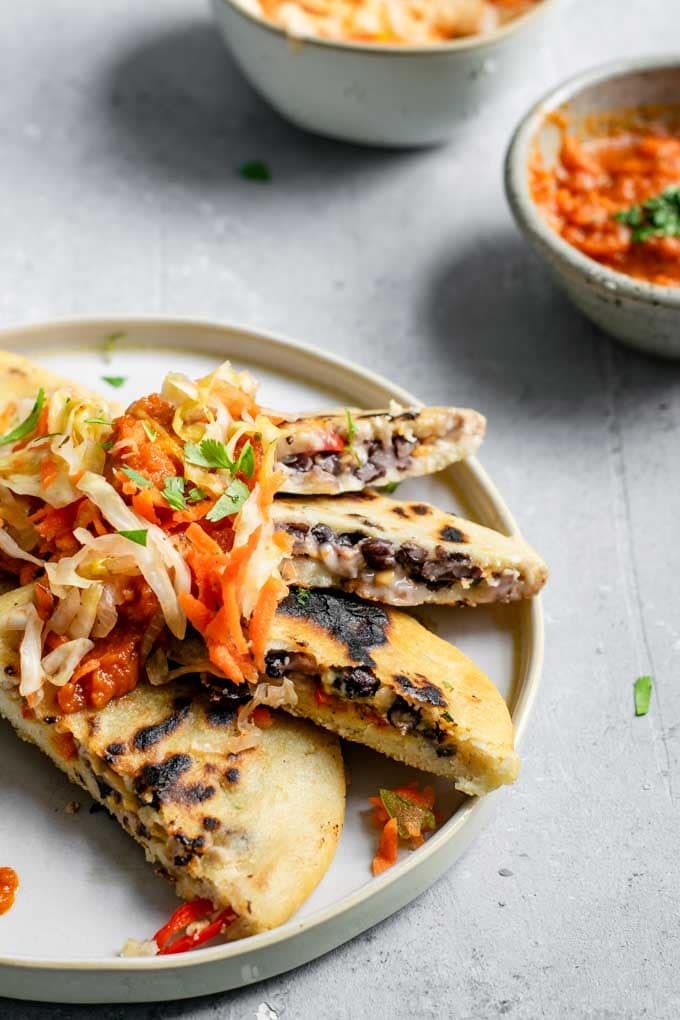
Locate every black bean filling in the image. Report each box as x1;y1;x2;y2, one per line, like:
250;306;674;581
332;666;380;699
282;525;483;590
282;435;416;478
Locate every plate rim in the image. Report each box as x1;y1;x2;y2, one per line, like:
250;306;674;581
0;315;543;987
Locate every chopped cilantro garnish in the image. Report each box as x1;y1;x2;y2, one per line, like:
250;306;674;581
162;476;186;511
239;160;271;183
184;438;233;471
381;482;399;494
616;188;680;242
142;420;157;442
235;440;255;479
84;417;113;426
100;440;113;451
205;479;250;522
121;466;153;489
296;588;311;607
117;528;147;547
187;486;206;504
101;375;127;389
441;711;453;723
0;389;45;447
634;675;653;717
103;331;125;363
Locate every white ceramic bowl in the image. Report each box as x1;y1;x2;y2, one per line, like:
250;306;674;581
505;57;680;359
211;0;564;147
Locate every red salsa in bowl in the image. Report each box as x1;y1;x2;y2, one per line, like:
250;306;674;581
531;113;680;287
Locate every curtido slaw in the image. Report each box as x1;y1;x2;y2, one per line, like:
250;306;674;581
0;363;292;715
245;0;540;46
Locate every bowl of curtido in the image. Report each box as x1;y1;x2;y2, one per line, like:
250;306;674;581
211;0;564;147
505;57;680;359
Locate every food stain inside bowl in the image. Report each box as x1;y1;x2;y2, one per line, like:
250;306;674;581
242;0;541;45
530;106;680;287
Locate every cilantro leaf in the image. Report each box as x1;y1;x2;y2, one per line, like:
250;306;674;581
296;588;311;607
184;438;234;471
102;376;127;389
205;479;250;522
380;482;399;495
187;487;207;504
0;389;45;447
239;160;271;183
634;675;653;717
117;529;147;547
162;476;186;511
142;420;157;442
615;188;680;243
120;466;153;489
235;440;255;479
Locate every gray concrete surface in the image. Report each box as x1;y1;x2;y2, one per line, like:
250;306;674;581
1;1;679;1017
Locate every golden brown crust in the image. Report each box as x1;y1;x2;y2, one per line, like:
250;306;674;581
276;406;486;494
273;491;548;606
0;586;345;936
269;589;519;795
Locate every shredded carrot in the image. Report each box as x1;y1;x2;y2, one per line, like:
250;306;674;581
132;489;162;525
219;582;249;656
211;379;259;419
210;643;245;685
186;523;222;557
19;563;38;586
34;582;54;621
249;576;285;672
44;631;69;653
179;592;213;634
35;403;50;437
393;783;435;811
40;455;58;490
369;784;439;873
372;817;398;876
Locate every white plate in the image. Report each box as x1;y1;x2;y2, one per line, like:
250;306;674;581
0;318;543;1004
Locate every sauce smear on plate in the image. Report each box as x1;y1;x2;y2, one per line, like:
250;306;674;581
0;867;19;915
531;128;680;286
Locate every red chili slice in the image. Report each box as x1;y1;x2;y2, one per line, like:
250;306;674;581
157;907;236;955
153;898;214;952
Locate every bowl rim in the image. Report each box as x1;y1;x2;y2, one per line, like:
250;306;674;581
214;0;563;57
504;54;680;309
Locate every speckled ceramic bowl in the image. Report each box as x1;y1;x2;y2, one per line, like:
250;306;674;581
211;0;564;147
505;57;680;359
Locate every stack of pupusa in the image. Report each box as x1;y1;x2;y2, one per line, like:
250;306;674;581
0;351;546;947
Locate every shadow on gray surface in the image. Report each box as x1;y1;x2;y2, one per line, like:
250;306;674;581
103;20;417;189
422;230;680;419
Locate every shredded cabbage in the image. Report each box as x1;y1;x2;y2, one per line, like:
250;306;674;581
18;603;44;699
0;528;44;567
42;638;94;687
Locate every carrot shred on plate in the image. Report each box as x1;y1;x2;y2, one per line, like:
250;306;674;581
370;783;439;875
372;817;399;876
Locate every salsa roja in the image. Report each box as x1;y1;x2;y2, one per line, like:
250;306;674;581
531;126;680;286
0;867;19;915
